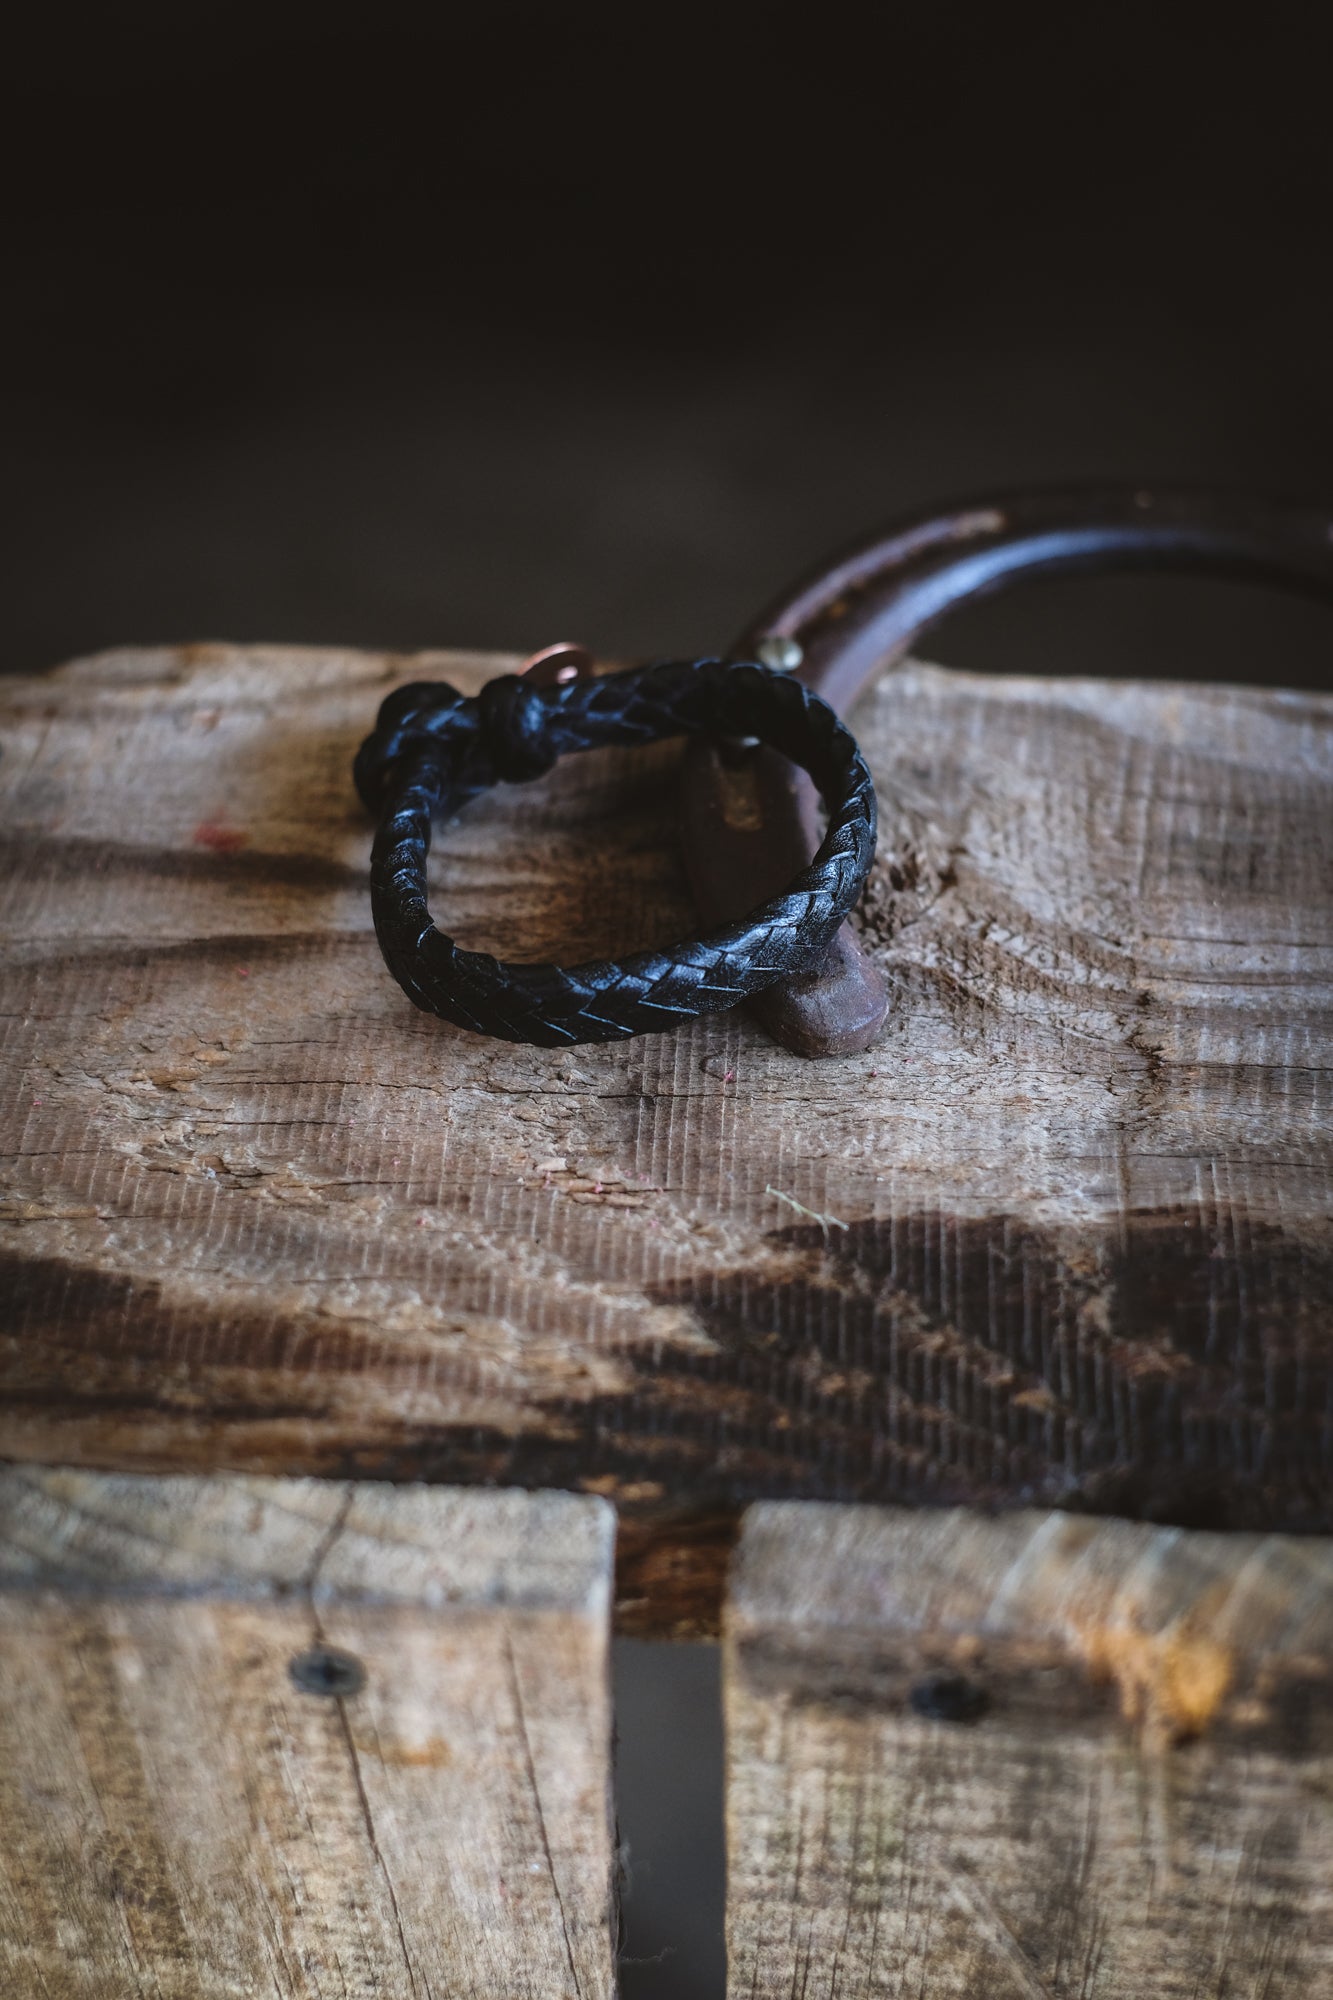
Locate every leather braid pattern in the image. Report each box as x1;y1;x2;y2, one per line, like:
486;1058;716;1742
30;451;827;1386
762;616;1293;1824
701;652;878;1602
354;659;877;1046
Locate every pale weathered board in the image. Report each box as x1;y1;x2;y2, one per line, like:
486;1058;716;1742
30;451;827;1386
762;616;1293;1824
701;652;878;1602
0;1470;617;1998
1;646;1330;1630
724;1501;1333;1998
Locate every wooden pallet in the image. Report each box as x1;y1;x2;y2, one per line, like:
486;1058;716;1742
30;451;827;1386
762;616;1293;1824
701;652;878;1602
1;644;1330;1994
3;1472;1330;1996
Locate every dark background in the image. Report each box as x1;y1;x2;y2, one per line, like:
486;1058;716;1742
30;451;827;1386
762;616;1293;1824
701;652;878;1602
5;8;1329;1994
5;3;1332;687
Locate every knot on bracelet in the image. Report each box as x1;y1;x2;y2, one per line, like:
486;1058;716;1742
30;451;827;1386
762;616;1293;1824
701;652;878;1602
353;674;556;813
475;674;558;782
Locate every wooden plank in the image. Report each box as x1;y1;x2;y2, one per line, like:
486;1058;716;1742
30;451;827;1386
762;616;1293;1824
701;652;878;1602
0;1470;617;1998
724;1501;1333;1998
1;645;1330;1631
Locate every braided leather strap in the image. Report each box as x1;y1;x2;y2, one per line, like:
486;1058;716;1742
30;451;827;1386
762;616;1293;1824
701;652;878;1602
354;658;877;1046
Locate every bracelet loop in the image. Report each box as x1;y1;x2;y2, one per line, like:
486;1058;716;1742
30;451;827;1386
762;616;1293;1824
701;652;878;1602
355;657;877;1047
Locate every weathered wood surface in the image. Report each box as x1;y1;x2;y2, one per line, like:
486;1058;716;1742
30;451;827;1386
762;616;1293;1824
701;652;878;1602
724;1501;1333;1998
0;1469;616;1998
1;645;1330;1628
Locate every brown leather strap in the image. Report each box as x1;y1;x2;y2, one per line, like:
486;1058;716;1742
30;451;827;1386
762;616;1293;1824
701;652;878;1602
679;486;1333;1056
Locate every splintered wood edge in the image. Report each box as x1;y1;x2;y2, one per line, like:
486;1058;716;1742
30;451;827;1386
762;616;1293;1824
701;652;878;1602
729;1502;1333;1738
0;1468;614;1617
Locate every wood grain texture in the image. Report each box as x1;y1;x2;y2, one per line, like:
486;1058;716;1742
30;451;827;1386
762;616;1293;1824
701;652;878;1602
724;1501;1333;1998
0;1470;616;1998
1;644;1330;1625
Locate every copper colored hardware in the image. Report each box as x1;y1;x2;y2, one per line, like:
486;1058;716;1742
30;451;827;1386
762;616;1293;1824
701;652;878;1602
520;641;594;688
680;486;1333;1058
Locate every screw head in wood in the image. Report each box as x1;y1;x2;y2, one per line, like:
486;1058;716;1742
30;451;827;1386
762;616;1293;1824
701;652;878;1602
289;1645;366;1698
909;1671;988;1723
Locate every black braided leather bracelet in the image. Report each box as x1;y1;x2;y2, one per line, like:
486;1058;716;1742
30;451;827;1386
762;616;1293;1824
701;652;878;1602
354;656;877;1046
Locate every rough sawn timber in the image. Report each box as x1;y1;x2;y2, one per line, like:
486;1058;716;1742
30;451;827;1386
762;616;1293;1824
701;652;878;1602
1;645;1330;1630
0;1468;617;1998
724;1502;1333;1998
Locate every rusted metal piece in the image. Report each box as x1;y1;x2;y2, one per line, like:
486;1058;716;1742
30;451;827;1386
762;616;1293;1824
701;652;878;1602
681;486;1333;1057
684;737;889;1055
